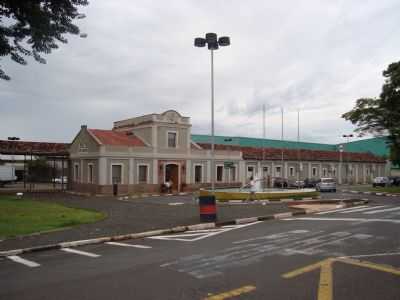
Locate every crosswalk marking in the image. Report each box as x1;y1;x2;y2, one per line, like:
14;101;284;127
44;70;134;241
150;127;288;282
61;248;100;257
106;242;152;249
283;217;400;224
7;255;40;268
364;206;400;215
340;205;387;214
316;206;369;215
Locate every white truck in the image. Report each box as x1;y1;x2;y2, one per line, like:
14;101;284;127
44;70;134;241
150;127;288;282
0;165;17;187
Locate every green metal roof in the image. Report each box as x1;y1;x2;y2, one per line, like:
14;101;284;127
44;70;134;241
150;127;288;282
191;134;336;151
191;134;392;157
192;134;400;169
337;137;389;157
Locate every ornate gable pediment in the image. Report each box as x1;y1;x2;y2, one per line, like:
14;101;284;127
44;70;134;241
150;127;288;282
158;110;190;125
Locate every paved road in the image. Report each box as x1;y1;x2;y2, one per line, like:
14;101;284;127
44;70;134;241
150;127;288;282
1;194;399;300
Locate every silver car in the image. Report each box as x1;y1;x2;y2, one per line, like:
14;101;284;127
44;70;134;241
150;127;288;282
316;178;337;192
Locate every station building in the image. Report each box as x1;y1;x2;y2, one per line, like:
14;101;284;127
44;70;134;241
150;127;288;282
69;110;387;195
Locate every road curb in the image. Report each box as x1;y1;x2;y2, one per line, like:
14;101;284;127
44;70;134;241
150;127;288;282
0;199;368;257
345;190;400;197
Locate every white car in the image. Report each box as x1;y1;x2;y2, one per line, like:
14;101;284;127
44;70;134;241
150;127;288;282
372;177;390;187
316;178;337;192
52;176;68;183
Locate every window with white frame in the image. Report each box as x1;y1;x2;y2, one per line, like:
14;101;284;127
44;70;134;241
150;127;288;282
262;166;269;178
275;166;282;177
216;165;224;182
366;168;370;176
88;164;94;183
323;168;327;177
289;167;294;177
79;143;88;153
312;167;317;177
194;165;203;183
333;168;337;177
138;165;148;183
167;131;177;148
74;163;80;182
247;166;255;179
111;164;122;184
231;166;236;182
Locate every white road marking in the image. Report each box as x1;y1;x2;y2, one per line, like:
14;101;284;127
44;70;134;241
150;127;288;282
149;222;262;242
168;202;184;206
7;255;40;268
316;206;369;215
364;206;400;215
340;205;387;213
233;230;311;244
161;229;374;279
61;248;100;257
283;217;400;223
105;242;152;249
287;233;372;255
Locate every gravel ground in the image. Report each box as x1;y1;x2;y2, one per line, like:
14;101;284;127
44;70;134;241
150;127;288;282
0;192;297;251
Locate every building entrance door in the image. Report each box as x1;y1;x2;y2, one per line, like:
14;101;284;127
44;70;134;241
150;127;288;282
165;164;179;192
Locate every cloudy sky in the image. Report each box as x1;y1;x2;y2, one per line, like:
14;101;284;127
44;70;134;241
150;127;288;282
1;0;399;145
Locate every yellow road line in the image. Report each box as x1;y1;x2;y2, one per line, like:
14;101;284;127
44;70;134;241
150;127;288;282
282;258;332;279
337;258;400;276
203;285;256;300
318;260;333;300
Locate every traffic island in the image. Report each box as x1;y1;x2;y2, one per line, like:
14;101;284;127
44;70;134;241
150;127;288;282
0;197;367;257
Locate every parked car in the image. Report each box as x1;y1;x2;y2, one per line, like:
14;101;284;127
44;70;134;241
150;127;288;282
388;176;400;186
52;176;68;184
273;177;288;188
0;165;17;187
288;179;305;189
316;178;337;192
372;176;390;187
303;178;320;188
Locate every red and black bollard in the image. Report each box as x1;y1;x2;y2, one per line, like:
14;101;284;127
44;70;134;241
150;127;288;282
199;195;217;222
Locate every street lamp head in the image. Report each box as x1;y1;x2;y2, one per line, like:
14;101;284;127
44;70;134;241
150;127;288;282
194;37;206;47
205;32;217;43
195;33;230;50
205;32;219;50
218;36;230;46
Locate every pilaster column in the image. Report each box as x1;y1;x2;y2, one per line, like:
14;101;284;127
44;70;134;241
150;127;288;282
129;158;134;184
152;159;158;184
98;157;107;185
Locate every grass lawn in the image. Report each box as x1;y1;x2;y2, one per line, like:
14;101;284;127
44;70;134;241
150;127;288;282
368;186;400;193
0;195;106;239
351;185;400;193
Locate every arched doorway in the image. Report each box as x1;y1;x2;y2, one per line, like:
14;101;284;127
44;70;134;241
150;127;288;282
165;163;179;192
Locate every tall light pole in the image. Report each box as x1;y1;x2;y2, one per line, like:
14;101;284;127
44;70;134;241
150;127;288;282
342;134;354;184
339;144;344;184
194;33;230;193
281;107;284;189
297;109;301;187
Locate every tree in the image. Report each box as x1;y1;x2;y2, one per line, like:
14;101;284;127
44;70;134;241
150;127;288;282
0;0;88;80
342;61;400;165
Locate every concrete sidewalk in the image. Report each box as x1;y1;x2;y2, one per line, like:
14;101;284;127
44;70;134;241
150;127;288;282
0;192;297;251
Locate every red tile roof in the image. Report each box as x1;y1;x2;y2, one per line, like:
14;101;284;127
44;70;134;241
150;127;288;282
0;140;69;156
88;129;147;147
197;143;385;163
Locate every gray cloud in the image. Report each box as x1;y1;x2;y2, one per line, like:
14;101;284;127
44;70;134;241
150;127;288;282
1;0;399;144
